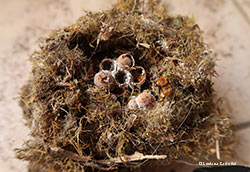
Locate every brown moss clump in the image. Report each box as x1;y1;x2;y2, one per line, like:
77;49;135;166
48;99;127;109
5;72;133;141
16;0;234;171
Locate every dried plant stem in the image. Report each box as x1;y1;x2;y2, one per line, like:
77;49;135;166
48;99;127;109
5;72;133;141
215;122;221;160
51;147;166;168
98;151;167;165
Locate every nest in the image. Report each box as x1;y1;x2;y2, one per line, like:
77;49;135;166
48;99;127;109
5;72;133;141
16;0;234;171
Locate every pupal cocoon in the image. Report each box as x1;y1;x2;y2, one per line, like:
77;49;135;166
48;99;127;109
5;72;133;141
130;66;146;87
136;90;155;108
99;58;116;72
127;98;138;110
128;90;156;110
94;71;115;90
116;53;135;70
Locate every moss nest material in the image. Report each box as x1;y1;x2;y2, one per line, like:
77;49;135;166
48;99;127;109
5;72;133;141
16;0;234;171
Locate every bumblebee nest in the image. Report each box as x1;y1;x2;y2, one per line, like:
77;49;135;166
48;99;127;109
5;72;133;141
16;0;234;171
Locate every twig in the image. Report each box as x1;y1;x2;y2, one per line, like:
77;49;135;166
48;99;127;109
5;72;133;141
50;147;167;165
49;147;167;170
98;151;167;165
215;122;220;160
49;147;116;171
